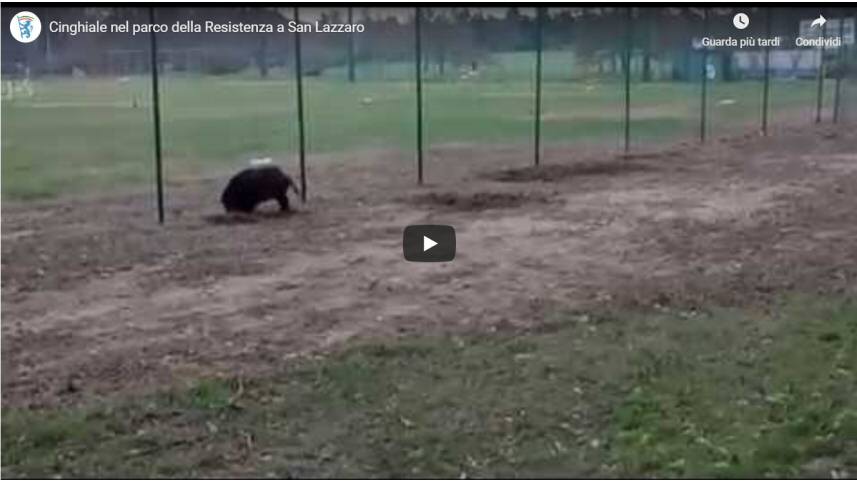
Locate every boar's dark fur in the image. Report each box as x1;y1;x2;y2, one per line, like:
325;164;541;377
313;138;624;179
221;165;301;213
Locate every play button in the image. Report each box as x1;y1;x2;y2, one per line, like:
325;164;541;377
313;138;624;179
423;236;437;251
403;225;455;262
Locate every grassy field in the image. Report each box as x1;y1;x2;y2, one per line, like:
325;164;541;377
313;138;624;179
3;296;855;478
1;67;828;200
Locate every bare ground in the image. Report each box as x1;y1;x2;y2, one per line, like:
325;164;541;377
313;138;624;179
2;125;857;408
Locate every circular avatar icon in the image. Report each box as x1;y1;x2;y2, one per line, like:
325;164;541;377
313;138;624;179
10;11;42;43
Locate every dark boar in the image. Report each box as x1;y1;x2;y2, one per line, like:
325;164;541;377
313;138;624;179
221;165;301;213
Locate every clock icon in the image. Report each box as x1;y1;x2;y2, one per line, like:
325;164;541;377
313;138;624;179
733;13;750;30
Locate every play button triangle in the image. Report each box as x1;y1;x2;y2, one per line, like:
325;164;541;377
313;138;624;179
423;236;438;251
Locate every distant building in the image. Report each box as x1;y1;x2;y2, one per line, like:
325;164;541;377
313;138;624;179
734;49;822;79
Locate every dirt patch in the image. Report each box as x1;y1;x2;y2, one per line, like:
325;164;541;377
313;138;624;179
202;210;299;225
204;213;261;225
3;126;857;408
620;149;685;161
489;160;654;182
408;190;554;211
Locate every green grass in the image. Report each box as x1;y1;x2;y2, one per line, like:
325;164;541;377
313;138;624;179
610;297;857;478
3;296;855;478
1;56;829;200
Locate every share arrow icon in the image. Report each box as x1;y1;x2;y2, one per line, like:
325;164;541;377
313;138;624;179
811;15;826;29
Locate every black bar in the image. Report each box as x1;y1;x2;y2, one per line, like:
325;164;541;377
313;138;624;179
833;8;845;123
534;7;544;167
294;7;307;201
623;7;632;153
148;7;164;224
415;7;424;184
762;8;772;135
815;9;826;124
347;7;356;83
700;8;708;143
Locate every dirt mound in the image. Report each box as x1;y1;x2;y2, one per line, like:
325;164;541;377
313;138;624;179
490;160;653;182
409;191;552;211
620;149;683;160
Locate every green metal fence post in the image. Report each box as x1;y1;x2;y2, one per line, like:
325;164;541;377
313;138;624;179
415;7;424;184
833;8;846;123
534;7;544;167
294;7;307;201
148;7;164;224
762;8;772;135
700;8;709;143
815;9;827;124
623;7;632;153
347;7;356;83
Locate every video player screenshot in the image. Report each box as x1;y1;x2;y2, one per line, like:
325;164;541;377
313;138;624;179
2;1;856;479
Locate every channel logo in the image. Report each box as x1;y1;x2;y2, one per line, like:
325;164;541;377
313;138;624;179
10;11;41;43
